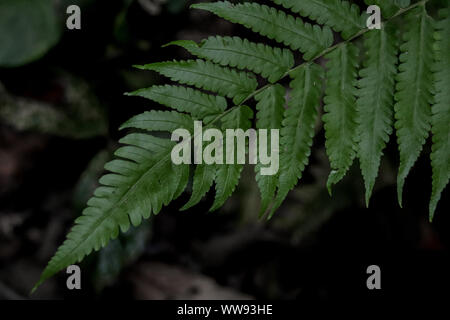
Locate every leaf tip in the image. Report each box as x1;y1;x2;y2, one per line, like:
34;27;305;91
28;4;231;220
397;179;404;208
364;189;372;208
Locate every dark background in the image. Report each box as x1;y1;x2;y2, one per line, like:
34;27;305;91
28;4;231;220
0;0;448;300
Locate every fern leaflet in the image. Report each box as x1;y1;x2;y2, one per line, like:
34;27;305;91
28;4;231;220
210;106;253;211
255;84;285;214
395;6;434;206
166;36;294;83
270;64;323;216
356;24;398;206
126;85;226;119
135;59;257;104
273;0;364;39
430;7;450;220
192;1;333;60
364;0;401;18
323;43;359;194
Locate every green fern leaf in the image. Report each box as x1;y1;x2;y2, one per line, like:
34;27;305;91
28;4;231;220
273;0;364;39
364;0;397;18
364;1;410;18
255;84;285;214
166;36;294;83
117;133;173;157
270;64;323;216
126;85;226;119
430;8;450;220
135;59;257;104
32;110;198;291
180;107;253;212
356;25;398;206
323;43;359;194
209;106;253;211
220;105;253;131
255;84;285;131
395;6;434;207
33;134;189;292
120;110;195;132
192;1;333;60
181;163;216;210
395;0;411;8
210;164;243;211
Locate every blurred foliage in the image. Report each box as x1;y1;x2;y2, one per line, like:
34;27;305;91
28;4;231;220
0;74;108;138
72;149;111;211
0;0;62;67
94;221;151;291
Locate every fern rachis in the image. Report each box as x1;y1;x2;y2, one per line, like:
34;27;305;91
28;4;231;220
33;0;449;292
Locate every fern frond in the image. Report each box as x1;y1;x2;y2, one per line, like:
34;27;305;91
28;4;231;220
32;129;191;292
126;85;226;119
323;43;359;194
273;0;364;39
270;64;323;216
356;24;398;206
395;6;434;206
192;1;333;60
166;36;294;83
135;59;257;104
255;84;285;214
34;0;450;292
430;8;450;220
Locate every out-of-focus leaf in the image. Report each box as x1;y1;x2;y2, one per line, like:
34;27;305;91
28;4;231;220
0;75;108;138
0;0;61;67
167;0;188;14
72;150;111;211
94;221;151;291
114;0;134;43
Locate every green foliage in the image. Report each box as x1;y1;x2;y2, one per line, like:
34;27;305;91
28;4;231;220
323;43;359;194
34;0;449;292
192;1;333;60
270;64;323;217
272;0;365;39
364;0;408;18
135;60;257;104
430;7;450;220
0;75;108;138
0;0;61;67
255;84;285;214
356;25;398;206
395;6;434;207
166;37;294;83
126;85;226;119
